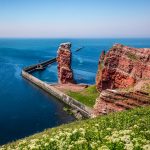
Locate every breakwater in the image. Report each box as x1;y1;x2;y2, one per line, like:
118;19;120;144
22;58;92;118
23;58;57;73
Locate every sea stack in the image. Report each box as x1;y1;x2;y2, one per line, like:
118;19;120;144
57;42;74;84
96;44;150;92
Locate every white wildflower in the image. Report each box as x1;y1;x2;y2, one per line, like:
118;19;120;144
50;138;55;142
90;142;98;149
112;132;119;138
106;128;112;131
76;139;87;145
133;125;138;128
112;137;120;143
120;135;131;143
68;144;74;150
44;143;49;146
30;139;39;144
42;134;49;138
98;145;110;150
28;143;37;149
72;129;78;134
95;123;99;127
124;143;134;150
143;144;150;150
119;130;132;135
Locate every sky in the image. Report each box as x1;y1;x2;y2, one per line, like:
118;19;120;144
0;0;150;38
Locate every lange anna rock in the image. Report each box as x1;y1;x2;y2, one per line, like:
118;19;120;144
57;42;75;84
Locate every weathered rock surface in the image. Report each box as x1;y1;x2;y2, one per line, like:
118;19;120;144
96;44;150;92
57;42;74;84
94;44;150;116
93;89;150;116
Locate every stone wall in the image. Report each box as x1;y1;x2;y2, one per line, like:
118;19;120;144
22;64;92;118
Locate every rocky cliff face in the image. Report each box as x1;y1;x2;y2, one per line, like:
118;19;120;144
93;89;150;116
57;42;74;84
96;44;150;92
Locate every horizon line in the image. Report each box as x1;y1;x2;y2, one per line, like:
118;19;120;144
0;37;150;39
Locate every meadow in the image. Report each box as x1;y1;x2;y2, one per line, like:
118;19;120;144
67;85;99;107
1;107;149;150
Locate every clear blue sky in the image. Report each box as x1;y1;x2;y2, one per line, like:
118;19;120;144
0;0;150;38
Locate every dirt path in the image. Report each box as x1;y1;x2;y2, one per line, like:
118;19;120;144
52;83;88;93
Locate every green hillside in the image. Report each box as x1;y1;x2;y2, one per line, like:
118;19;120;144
1;107;150;150
67;85;99;107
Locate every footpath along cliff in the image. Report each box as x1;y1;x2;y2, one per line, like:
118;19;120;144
94;44;150;115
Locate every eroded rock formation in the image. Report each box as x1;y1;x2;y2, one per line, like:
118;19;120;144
57;42;74;84
93;89;150;116
96;44;150;92
94;44;150;116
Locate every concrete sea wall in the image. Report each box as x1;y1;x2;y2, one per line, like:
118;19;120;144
23;58;57;73
22;59;92;118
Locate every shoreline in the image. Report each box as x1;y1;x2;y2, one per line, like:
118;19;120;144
22;59;93;118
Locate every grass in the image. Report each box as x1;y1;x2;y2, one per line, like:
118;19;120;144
126;52;138;61
67;85;99;107
142;83;150;96
1;107;150;150
142;83;150;93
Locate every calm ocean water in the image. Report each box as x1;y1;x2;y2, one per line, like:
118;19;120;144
0;38;150;145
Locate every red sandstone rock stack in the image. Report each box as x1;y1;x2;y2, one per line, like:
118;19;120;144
57;42;74;84
96;44;150;92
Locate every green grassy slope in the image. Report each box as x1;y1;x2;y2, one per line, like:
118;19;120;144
67;85;99;107
1;107;150;150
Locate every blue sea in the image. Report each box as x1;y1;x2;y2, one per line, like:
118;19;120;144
0;38;150;145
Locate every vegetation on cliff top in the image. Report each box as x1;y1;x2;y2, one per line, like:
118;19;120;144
126;52;138;61
67;85;99;107
1;107;150;150
142;83;150;96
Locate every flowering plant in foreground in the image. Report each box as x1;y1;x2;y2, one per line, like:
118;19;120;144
0;107;150;150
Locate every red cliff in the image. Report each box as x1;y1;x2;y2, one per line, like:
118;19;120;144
96;44;150;92
57;42;74;84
